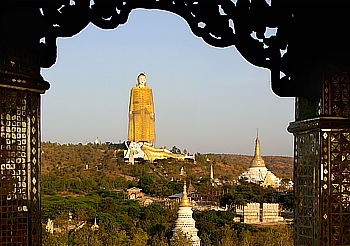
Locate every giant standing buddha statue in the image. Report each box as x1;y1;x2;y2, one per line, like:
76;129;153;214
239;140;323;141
128;73;156;146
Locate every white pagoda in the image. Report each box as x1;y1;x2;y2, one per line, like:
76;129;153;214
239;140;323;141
171;180;201;246
238;130;281;188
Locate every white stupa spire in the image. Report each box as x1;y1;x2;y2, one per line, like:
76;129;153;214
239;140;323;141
171;179;201;246
238;129;281;188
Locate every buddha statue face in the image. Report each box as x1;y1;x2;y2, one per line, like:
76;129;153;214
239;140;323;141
137;74;146;88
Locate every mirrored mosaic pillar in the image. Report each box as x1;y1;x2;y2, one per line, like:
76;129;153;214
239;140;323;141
288;69;350;245
0;46;49;245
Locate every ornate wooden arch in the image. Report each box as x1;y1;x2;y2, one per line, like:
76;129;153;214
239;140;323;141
1;1;350;245
1;0;349;97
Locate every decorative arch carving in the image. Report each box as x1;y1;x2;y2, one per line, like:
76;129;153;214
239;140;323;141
2;0;350;97
1;1;350;246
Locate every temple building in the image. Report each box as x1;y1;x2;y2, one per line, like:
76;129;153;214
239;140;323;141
171;180;201;246
46;218;54;234
94;136;101;145
238;130;281;188
235;203;284;223
127;187;144;200
91;218;99;231
209;164;222;186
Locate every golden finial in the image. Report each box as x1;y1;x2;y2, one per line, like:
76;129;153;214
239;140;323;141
180;179;191;207
250;128;265;168
255;128;261;157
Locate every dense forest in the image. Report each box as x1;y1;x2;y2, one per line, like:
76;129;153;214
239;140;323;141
41;142;294;245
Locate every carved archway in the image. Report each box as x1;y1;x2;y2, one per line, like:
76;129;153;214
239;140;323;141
1;1;350;245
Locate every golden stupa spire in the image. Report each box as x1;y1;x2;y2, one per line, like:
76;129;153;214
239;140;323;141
180;179;191;207
255;128;262;157
249;128;266;168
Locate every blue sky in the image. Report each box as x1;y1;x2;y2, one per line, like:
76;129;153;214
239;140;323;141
41;9;294;156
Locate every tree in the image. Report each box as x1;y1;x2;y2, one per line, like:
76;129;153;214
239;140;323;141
219;224;238;246
71;227;103;246
138;175;154;194
128;227;149;246
42;228;69;246
200;232;212;246
101;229;129;246
97;197;117;216
220;193;246;212
171;146;182;154
149;233;169;246
170;230;193;246
278;190;294;211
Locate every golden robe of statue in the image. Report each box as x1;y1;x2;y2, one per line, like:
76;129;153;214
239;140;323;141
128;73;156;144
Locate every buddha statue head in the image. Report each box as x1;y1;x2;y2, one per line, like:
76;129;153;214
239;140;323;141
137;73;147;88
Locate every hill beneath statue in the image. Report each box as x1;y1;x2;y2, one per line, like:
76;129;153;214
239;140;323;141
41;142;293;182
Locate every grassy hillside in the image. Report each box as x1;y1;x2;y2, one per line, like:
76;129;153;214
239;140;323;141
41;142;293;182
